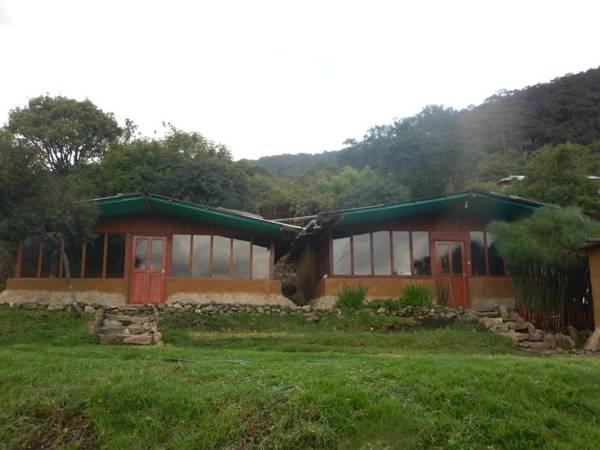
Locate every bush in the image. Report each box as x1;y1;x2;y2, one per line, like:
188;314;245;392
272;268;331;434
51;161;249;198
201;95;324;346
335;284;367;310
401;284;434;306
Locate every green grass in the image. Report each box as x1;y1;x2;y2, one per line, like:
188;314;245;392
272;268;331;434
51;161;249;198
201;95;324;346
1;308;600;449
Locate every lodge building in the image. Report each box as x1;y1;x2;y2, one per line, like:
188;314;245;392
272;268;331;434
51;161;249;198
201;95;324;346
2;191;544;309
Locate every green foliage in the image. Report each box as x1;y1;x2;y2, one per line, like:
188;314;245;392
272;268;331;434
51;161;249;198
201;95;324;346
401;284;435;306
335;284;367;310
368;285;434;310
489;207;600;330
511;142;600;215
7;95;122;174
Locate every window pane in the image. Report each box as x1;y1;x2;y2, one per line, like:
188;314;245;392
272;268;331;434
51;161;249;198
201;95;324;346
451;243;463;274
63;243;82;279
373;231;391;275
353;233;371;275
412;231;431;275
106;234;125;278
332;237;351;276
232;238;250;278
151;239;164;270
192;235;210;277
252;243;270;279
171;235;191;277
438;243;450;273
85;234;104;278
469;231;486;276
212;235;230;278
392;231;411;275
487;233;505;275
41;239;60;278
134;238;148;269
21;239;40;277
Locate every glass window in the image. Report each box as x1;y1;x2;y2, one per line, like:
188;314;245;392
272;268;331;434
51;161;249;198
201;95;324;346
63;243;82;279
412;231;431;275
252;243;270;279
106;234;125;278
192;235;210;277
438;243;450;274
332;237;351;276
353;233;372;275
232;238;250;278
172;235;191;277
392;231;411;275
469;231;486;276
85;234;104;278
487;232;505;275
212;235;230;278
372;231;391;275
151;239;164;270
20;239;40;277
134;238;148;269
451;243;463;274
41;239;60;278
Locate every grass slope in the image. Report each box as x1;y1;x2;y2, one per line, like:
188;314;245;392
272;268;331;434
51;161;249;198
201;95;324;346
1;308;599;449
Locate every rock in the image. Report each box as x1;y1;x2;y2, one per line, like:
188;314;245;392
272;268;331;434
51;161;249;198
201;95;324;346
544;333;557;350
97;334;124;345
498;305;509;320
83;305;96;314
202;305;215;313
506;321;534;333
123;334;154;345
583;328;600;353
47;304;65;311
501;331;529;345
508;312;524;322
376;307;386;314
479;317;503;329
301;305;312;312
568;325;584;347
519;341;547;351
528;329;545;342
103;319;122;328
555;333;575;351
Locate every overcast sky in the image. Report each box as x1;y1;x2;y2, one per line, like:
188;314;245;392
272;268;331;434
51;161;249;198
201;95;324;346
0;0;598;160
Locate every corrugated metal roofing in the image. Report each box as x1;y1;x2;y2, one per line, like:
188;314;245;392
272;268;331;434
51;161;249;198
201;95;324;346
92;193;300;235
320;191;543;227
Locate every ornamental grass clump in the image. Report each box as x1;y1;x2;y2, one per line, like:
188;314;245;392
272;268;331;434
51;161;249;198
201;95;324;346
335;284;367;310
489;207;600;332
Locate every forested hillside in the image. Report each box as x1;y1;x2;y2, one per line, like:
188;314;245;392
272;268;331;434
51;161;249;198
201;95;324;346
252;66;600;205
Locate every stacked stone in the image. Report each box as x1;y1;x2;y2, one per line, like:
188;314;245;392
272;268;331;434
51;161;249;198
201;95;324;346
473;306;581;353
95;305;162;345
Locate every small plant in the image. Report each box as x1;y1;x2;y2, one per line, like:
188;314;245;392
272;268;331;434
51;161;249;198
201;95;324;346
335;284;367;310
401;284;434;306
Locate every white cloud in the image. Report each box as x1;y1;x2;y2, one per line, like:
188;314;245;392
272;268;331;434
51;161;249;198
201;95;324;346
0;0;598;159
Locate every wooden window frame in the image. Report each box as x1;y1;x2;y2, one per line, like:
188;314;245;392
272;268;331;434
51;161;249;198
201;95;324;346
332;230;429;278
178;233;271;280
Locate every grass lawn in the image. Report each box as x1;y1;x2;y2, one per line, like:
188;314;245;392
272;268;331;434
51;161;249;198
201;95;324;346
1;308;600;449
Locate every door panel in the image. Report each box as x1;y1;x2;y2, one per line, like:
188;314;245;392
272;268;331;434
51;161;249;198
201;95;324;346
130;236;166;304
434;240;469;308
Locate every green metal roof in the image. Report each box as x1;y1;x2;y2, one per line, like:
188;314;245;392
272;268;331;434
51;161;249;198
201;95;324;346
94;193;296;235
321;191;543;227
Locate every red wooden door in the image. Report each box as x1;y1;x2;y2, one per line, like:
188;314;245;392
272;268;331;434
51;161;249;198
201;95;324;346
130;236;166;304
433;241;469;308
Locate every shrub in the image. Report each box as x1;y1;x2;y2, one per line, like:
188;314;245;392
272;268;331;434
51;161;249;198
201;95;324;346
335;284;367;310
402;284;434;306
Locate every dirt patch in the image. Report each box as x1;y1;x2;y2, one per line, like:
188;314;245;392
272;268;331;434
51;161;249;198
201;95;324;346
23;403;96;450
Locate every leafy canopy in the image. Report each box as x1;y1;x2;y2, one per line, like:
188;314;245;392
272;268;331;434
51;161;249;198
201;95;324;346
7;95;122;174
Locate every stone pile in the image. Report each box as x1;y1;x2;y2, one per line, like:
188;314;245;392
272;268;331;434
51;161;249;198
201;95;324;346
162;301;461;322
472;306;578;353
94;305;162;345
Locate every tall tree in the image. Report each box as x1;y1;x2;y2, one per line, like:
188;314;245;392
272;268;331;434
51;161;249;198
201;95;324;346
6;95;122;174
